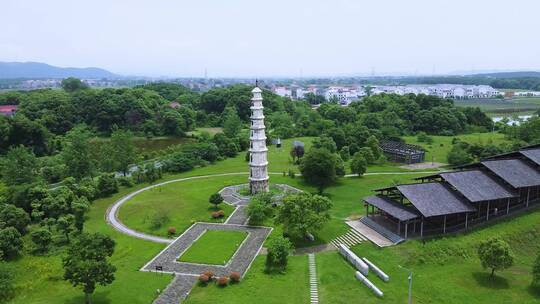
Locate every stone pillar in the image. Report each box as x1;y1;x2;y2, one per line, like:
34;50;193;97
249;87;269;194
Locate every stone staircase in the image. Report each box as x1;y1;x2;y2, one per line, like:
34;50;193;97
330;229;366;248
359;217;404;244
308;254;319;304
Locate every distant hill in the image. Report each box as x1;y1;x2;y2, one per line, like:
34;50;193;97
0;61;117;79
469;71;540;78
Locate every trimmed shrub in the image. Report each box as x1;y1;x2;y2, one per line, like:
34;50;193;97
167;227;177;237
209;193;223;208
211;211;225;219
217;276;229;287
198;274;209;285
229;272;241;283
203;270;214;280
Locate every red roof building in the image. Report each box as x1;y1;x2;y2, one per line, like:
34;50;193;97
0;105;17;117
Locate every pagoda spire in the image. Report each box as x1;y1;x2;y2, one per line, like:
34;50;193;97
248;85;269;194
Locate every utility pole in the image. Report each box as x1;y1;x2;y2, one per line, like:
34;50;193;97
399;265;413;304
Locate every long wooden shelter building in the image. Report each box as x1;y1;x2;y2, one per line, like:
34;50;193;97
362;144;540;239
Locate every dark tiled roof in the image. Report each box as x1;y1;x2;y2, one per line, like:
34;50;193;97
397;182;476;217
520;148;540;166
364;196;420;221
440;170;518;202
482;159;540;188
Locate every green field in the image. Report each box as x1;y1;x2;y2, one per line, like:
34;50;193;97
178;230;247;265
91;136;192;155
403;132;510;163
119;176;236;237
454;98;540;116
187;255;310;304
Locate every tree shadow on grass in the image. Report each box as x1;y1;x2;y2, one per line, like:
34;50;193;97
527;285;540;298
65;291;112;304
472;271;510;289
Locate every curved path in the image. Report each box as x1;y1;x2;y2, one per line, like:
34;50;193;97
106;171;442;244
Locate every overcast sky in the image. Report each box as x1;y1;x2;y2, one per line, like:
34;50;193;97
2;0;539;77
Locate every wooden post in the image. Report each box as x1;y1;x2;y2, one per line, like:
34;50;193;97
506;198;510;214
486;201;490;221
443;215;447;234
397;220;401;235
527;188;531;207
366;203;369;217
420;218;424;238
465;213;468;230
405;220;408;238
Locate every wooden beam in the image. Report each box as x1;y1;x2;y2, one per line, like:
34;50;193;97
465;213;468;230
486;201;490;221
443;215;447;234
527;188;531;208
420;218;424;238
405;221;408;238
506;198;510;215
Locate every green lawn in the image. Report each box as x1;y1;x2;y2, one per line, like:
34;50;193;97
178;230;247;265
317;207;540;303
403;132;510;163
186;255;310;304
118;176;237;237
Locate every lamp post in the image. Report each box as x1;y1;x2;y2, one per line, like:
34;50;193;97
399;265;413;304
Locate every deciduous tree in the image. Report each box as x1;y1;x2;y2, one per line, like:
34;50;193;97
478;238;514;278
63;233;116;304
275;193;332;238
299;148;337;193
265;236;292;271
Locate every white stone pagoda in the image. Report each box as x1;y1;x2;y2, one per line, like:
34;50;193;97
249;86;269;194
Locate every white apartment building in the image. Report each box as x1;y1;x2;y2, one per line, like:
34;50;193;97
371;84;501;99
325;86;364;105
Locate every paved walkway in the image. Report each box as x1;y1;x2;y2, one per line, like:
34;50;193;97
153;275;198;304
225;205;249;225
308;254;319;304
141;223;271;277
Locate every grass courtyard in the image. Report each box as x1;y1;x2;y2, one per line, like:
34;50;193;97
178;230;248;265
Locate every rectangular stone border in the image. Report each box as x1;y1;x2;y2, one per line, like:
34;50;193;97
175;229;252;268
141;222;272;278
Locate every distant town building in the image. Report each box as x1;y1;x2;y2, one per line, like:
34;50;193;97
0;105;18;117
272;83;503;105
